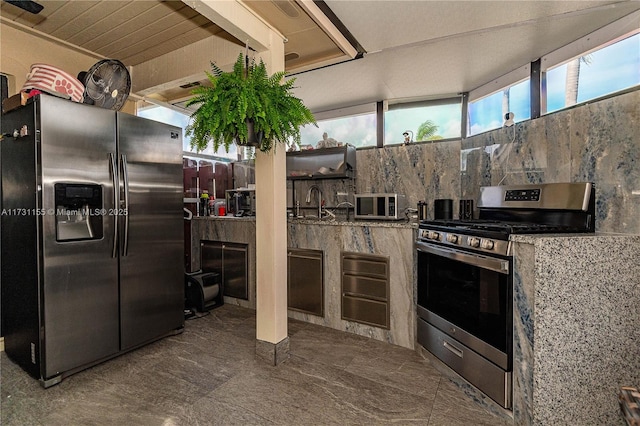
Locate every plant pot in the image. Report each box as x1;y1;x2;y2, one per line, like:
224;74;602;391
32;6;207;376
236;119;263;147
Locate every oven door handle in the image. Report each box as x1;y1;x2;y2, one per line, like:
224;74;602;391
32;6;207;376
416;241;509;274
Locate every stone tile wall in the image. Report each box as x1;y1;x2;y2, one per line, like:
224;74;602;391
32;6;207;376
351;89;639;234
460;89;639;234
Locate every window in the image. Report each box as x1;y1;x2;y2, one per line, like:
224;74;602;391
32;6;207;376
384;98;461;144
299;112;377;149
137;104;238;160
545;32;640;114
467;79;530;136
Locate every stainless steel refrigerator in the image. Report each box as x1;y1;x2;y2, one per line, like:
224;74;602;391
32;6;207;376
1;94;184;387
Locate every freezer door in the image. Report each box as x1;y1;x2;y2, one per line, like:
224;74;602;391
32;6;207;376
38;96;120;379
117;113;184;350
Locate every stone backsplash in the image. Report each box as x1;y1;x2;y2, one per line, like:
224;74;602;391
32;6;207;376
334;88;639;234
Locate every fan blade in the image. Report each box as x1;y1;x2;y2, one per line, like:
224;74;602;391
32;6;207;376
85;74;106;102
100;95;117;110
3;0;44;14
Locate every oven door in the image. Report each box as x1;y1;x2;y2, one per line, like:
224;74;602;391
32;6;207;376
416;240;512;370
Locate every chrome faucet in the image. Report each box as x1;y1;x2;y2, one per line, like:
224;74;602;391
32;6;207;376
305;185;322;218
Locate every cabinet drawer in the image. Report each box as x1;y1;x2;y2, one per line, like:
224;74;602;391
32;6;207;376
342;256;388;278
342;295;389;329
342;274;387;300
417;318;511;408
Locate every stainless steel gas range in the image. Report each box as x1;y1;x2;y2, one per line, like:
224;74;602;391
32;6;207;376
415;182;595;409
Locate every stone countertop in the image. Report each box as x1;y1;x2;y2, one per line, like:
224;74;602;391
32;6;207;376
193;215;256;221
193;215;418;229
509;231;634;243
289;217;418;229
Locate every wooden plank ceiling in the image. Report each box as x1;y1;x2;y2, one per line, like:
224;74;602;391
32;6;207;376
0;0;349;69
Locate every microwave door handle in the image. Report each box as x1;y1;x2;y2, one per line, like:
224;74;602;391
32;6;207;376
415;241;509;274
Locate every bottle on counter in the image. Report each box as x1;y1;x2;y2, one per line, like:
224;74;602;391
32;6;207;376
200;192;209;217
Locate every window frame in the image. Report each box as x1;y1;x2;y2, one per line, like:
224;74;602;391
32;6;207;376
467;75;532;137
383;96;463;146
299;102;378;150
541;27;640;115
465;10;639;136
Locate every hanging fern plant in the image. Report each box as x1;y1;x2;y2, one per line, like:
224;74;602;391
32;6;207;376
186;52;316;154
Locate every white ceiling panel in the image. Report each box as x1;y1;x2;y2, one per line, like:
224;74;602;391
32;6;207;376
294;0;640;112
324;0;626;52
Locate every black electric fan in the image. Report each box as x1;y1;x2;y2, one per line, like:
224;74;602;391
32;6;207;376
78;59;131;111
3;0;43;14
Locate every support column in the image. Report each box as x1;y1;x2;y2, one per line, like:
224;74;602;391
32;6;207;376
179;0;289;365
254;32;288;365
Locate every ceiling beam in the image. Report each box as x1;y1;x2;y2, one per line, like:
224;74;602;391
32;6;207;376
134;1;290;103
131;35;244;97
297;0;357;59
182;0;285;52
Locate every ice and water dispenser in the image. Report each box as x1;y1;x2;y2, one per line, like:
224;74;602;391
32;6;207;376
54;183;103;241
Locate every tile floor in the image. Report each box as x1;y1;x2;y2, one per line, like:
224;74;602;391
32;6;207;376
1;305;511;425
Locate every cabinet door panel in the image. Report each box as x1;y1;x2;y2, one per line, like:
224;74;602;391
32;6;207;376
223;243;248;300
288;249;323;316
201;241;223;273
201;240;248;300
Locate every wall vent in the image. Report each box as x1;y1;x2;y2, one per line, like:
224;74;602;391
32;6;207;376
285;52;300;61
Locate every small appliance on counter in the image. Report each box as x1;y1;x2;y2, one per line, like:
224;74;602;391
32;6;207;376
226;189;256;216
433;199;453;220
212;199;226;216
354;193;407;220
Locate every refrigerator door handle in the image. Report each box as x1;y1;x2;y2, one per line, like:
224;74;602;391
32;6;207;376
120;154;130;257
110;153;118;258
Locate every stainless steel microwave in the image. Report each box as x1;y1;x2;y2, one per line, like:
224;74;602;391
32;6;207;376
354;193;406;220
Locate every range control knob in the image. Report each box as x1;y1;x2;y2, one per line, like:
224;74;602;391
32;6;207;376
428;231;441;241
446;234;459;244
420;230;429;239
480;239;495;250
468;237;481;248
